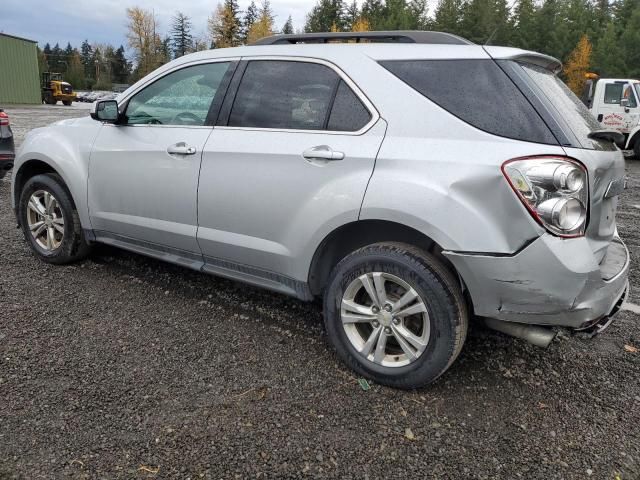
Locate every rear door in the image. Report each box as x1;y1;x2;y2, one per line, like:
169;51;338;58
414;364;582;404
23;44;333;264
197;58;386;283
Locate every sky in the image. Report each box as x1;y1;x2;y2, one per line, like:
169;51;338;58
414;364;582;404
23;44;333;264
1;0;319;50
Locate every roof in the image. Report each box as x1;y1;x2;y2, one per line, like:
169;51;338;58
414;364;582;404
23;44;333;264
0;32;38;44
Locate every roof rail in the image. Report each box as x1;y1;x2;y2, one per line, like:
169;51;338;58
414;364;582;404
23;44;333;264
252;31;473;46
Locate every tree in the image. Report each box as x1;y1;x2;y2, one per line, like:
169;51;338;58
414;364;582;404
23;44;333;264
408;0;430;29
564;34;592;95
360;0;385;29
351;16;371;31
282;15;294;34
80;40;93;79
37;47;49;77
305;0;346;32
511;0;537;49
243;1;259;41
65;51;85;90
246;1;275;44
620;7;640;78
592;22;624;76
459;0;512;45
126;7;163;79
434;0;464;35
108;46;132;83
171;12;193;58
208;0;242;48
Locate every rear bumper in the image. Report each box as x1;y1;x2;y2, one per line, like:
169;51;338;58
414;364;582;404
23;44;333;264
444;234;630;329
0;152;14;179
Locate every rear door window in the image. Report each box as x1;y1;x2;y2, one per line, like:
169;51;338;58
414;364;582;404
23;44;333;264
327;80;372;131
379;59;558;145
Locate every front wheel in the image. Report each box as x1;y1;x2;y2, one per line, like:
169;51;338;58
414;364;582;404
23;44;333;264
18;173;91;264
323;242;468;389
62;100;72;106
634;139;640;160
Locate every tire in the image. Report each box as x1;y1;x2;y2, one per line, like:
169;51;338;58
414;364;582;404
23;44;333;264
634;139;640;160
323;242;468;389
18;173;91;264
62;100;72;106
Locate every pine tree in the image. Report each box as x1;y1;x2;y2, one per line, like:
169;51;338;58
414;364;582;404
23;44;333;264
243;1;259;41
564;34;592;95
511;0;537;50
80;40;94;79
171;12;194;58
434;0;464;35
460;0;511;45
37;47;49;77
592;22;624;76
209;0;243;47
305;0;346;33
378;0;412;30
282;15;294;34
620;7;640;77
109;46;132;83
247;1;276;43
360;0;385;30
345;0;360;30
408;0;430;29
65;51;85;91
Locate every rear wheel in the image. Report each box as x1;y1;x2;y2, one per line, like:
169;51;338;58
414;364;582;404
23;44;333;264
18;173;91;264
323;242;468;389
634;138;640;160
62;100;72;106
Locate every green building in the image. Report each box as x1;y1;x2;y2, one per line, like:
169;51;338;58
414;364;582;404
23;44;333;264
0;33;41;104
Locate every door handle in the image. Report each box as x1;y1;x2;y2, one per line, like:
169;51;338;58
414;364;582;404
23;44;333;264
302;145;344;161
167;142;196;155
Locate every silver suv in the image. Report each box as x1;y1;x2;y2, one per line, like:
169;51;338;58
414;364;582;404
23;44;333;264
11;32;630;389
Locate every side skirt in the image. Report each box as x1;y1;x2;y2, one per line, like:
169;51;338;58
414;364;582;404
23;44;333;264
89;230;313;301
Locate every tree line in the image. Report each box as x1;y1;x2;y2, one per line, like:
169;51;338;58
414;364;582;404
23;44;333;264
39;0;640;92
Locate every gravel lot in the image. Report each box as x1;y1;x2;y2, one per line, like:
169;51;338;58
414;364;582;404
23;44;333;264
1;104;639;479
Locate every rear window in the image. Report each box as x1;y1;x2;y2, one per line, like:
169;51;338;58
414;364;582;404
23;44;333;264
517;63;611;150
379;59;558;145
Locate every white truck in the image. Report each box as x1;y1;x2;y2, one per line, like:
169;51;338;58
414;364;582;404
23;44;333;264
582;76;640;158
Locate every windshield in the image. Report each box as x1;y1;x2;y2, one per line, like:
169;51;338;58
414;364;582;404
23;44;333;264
517;62;611;150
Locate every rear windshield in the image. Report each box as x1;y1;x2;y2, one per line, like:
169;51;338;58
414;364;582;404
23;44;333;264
379;59;558;145
516;63;610;150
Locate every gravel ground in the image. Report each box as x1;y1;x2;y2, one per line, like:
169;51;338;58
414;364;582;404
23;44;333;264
1;104;639;479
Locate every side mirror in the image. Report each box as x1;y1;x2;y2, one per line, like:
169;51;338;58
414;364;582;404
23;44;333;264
91;100;120;123
620;98;629;108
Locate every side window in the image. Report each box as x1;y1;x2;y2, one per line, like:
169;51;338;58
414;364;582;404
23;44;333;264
380;59;558;145
604;83;624;104
229;61;339;130
623;83;638;108
327;80;372;131
125;62;230;126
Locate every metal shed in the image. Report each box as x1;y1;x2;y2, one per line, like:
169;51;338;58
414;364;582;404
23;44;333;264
0;33;41;104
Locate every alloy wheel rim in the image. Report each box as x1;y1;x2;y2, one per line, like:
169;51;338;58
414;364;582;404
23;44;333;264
341;272;430;368
26;190;65;251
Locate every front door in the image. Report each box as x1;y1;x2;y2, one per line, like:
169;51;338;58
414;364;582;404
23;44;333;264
197;59;385;284
595;80;639;134
88;61;232;256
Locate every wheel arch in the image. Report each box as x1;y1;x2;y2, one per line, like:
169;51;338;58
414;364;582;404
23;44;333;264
625;126;640;151
307;219;461;297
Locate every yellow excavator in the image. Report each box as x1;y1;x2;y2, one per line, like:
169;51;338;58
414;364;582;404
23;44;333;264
41;72;76;106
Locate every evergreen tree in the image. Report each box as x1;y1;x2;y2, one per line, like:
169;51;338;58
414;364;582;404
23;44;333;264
247;1;276;43
511;0;537;49
282;15;294;34
110;46;132;83
37;47;49;77
345;1;360;30
209;0;243;47
243;1;259;41
620;7;640;77
592;22;625;76
171;12;194;58
305;0;346;32
80;40;93;79
377;0;413;30
65;50;85;91
360;0;385;29
434;0;464;35
408;0;430;29
460;0;511;45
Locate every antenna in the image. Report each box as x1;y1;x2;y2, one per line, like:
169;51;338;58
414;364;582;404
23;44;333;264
484;27;499;46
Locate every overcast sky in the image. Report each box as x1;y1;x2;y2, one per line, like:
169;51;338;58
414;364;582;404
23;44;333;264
2;0;320;50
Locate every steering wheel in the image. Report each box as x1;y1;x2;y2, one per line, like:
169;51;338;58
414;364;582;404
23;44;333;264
172;111;202;125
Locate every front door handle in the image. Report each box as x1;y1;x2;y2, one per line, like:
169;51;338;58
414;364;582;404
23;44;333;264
302;145;344;161
167;142;196;155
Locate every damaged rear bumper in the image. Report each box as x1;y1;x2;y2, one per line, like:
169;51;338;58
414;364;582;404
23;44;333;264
443;235;630;329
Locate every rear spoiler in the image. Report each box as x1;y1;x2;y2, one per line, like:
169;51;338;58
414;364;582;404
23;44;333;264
483;46;562;74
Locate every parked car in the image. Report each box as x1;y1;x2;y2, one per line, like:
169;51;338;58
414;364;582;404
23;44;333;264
11;31;630;389
582;74;640;158
0;108;15;179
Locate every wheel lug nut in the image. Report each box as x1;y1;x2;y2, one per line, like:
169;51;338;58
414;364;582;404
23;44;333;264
372;321;379;328
392;317;400;325
384;304;392;312
384;327;392;334
372;306;380;313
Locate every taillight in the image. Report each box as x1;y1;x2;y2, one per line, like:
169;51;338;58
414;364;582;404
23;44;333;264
502;156;588;238
0;111;8;126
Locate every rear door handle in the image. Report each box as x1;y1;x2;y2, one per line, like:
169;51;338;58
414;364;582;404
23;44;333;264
302;145;344;161
167;142;196;155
